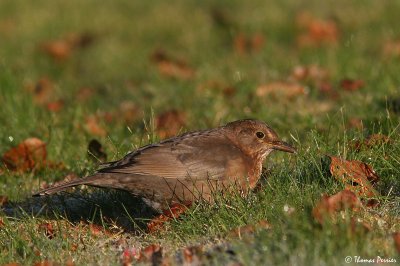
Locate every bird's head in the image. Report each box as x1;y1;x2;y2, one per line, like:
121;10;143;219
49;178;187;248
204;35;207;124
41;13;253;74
225;119;296;159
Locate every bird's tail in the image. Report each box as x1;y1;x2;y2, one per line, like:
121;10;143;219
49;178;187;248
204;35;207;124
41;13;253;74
32;175;100;197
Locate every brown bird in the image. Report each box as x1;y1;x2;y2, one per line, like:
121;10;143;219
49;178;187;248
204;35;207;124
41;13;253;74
33;119;295;209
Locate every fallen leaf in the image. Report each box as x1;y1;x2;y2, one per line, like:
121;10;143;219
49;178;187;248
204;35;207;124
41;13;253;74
38;222;55;239
2;138;47;172
41;40;72;61
76;87;95;102
312;190;362;224
350;217;372;233
296;12;339;47
393;232;400;254
29;77;54;105
84;115;107;137
340;79;364;91
0;195;8;206
0;217;4;227
383;40;400;57
147;202;191;233
328;156;379;197
87;139;107;163
347;118;364;130
40;32;96;61
196;80;237;97
352;134;391;151
256;82;306;99
182;246;203;265
234;32;265;55
151;49;195;80
89;224;104;236
46;99;64;112
156;109;186;139
33;260;59;266
137;244;163;264
3;263;21;266
291;64;329;83
228;219;271;238
118;101;141;124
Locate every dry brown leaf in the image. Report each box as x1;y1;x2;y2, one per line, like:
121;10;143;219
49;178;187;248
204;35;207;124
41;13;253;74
296;12;339;47
228;219;271;238
3;263;22;266
33;260;60;266
38;222;55;239
46;99;64;112
197;80;237;97
292;65;329;83
156;109;187;139
40;32;96;61
29;77;54;105
352;134;391;151
0;217;5;227
151;50;195;80
76;87;95;102
41;40;72;61
347;118;364;130
84;115;107;137
147;202;191;233
0;195;8;206
182;246;202;265
118;101;141;124
340;79;364;91
256;82;306;99
393;232;400;254
383;40;400;57
137;244;163;264
2;138;47;172
328;156;379;198
312;190;362;224
234;32;265;55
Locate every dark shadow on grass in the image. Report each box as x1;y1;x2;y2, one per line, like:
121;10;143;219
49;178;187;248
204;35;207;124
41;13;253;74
1;189;160;233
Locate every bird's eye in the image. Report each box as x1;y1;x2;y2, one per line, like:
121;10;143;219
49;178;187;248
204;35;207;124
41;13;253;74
256;131;265;139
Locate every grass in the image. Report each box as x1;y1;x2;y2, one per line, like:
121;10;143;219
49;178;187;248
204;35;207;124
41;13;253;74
1;0;400;265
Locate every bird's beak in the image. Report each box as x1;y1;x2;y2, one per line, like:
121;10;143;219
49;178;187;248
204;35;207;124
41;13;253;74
270;140;296;153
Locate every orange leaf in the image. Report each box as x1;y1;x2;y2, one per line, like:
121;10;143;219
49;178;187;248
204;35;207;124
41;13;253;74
41;40;72;61
29;77;54;105
46;99;64;112
312;190;362;224
38;222;55;239
233;32;265;55
256;82;306;99
393;232;400;254
151;49;195;80
340;79;364;91
228;219;271;238
296;12;339;47
328;156;379;197
147;202;191;233
156;109;187;139
2;138;47;172
84;115;107;137
136;244;163;263
0;195;8;206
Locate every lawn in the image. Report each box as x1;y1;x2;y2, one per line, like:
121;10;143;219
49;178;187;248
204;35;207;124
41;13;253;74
0;0;399;265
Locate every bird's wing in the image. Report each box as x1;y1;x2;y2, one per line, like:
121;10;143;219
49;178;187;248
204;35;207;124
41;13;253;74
96;130;245;180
